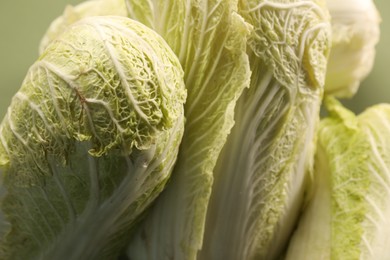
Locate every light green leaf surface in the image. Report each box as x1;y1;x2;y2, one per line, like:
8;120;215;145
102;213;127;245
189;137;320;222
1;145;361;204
199;1;331;259
124;1;251;259
0;16;186;260
286;97;390;260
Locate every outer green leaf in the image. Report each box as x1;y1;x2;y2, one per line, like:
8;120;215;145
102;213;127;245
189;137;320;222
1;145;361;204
124;1;251;259
0;16;186;260
199;1;331;259
286;97;390;260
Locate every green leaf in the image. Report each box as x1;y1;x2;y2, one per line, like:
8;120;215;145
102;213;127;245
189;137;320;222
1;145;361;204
199;1;331;259
286;97;390;260
123;0;251;259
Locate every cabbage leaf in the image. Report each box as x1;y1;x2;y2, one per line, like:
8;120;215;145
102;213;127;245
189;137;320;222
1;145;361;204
124;1;251;259
199;1;331;259
286;97;390;260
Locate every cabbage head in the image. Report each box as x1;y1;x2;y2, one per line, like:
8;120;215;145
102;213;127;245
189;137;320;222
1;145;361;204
0;16;186;260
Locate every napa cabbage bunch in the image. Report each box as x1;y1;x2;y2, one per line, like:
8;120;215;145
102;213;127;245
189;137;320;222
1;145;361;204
0;0;386;259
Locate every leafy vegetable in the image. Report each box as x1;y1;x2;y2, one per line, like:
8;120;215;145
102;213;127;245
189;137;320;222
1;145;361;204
0;16;186;260
1;0;387;259
324;0;381;98
199;1;331;259
29;0;252;258
286;97;390;260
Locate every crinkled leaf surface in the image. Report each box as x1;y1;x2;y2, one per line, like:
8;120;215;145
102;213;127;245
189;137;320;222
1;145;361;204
0;16;186;260
124;1;251;259
199;1;331;259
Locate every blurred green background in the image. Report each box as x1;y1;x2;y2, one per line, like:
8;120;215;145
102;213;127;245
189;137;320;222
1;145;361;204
0;0;389;118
